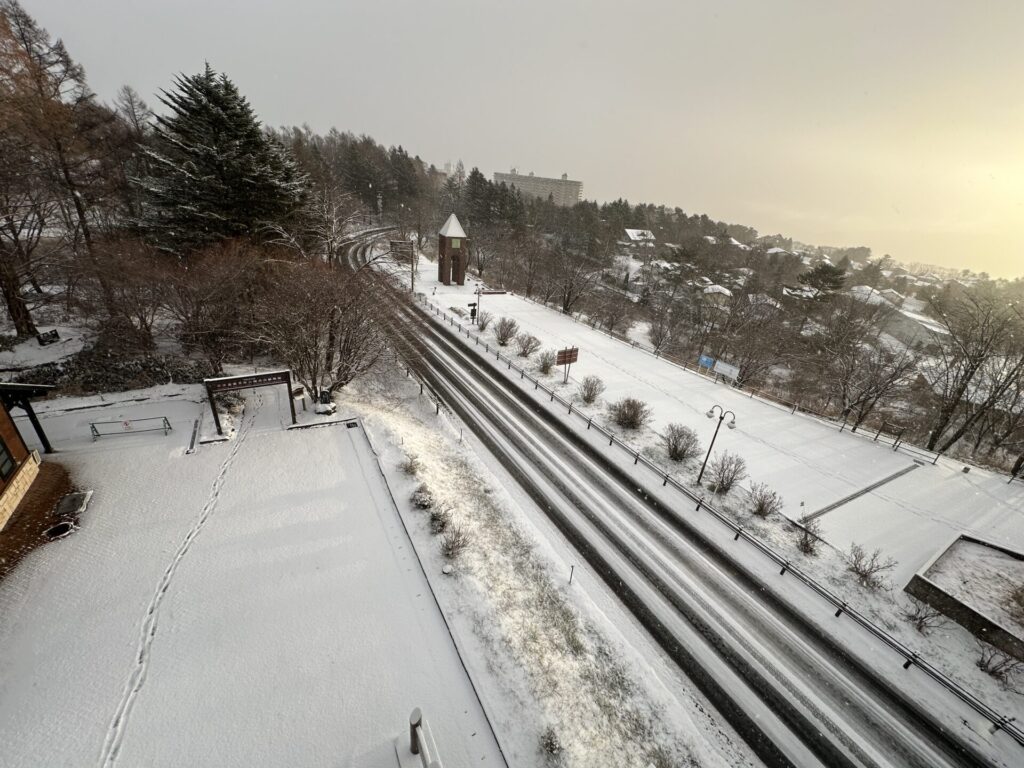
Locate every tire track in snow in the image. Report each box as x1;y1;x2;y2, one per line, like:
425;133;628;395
98;394;263;768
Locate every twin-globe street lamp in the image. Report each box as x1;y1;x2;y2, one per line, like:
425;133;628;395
697;404;737;485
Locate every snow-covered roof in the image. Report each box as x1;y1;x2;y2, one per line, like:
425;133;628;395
782;285;820;300
766;247;790;255
439;213;467;239
748;293;781;309
848;285;890;306
703;284;733;297
624;228;655;242
728;237;751;250
703;235;717;244
900;309;948;336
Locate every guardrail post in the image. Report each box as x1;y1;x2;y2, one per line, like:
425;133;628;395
779;562;788;576
663;474;669;486
695;498;703;511
410;708;422;754
609;434;614;446
733;529;741;541
834;603;846;618
634;451;640;465
568;403;572;415
902;653;917;670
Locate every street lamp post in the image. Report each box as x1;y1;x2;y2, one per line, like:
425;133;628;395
697;404;737;485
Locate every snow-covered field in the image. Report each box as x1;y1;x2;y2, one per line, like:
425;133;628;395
0;385;502;767
428;267;1024;583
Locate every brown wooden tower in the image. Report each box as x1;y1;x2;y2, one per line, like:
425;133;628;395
437;213;468;286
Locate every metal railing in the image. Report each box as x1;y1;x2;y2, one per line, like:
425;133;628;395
409;708;443;768
422;297;1024;748
90;416;173;441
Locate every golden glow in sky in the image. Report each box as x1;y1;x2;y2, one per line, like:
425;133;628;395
35;0;1024;278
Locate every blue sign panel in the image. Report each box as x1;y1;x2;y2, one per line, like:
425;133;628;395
698;354;715;369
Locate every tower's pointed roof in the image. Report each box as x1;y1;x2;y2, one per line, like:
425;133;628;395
439;213;467;239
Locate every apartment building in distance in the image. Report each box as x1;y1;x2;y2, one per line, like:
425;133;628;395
493;168;583;207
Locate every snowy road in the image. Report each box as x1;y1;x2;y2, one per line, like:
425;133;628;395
354;243;1020;768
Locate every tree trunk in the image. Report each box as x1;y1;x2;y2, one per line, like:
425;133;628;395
0;258;37;337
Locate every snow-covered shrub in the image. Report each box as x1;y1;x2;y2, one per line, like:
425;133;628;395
476;310;493;331
537;350;556;374
976;641;1023;689
608;397;651;430
429;506;451;534
494;317;518;346
902;598;946;634
750;483;782;517
441;525;470;559
399;453;420;476
515;332;541;357
218;392;245;415
448;306;467;318
578;375;605;404
540;726;563;761
796;516;821;554
846;543;896;589
662;424;700;462
707;451;746;493
410;483;434;510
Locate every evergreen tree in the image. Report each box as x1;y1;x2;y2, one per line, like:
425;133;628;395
799;262;847;296
136;64;307;253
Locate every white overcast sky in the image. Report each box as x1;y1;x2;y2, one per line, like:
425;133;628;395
29;0;1024;277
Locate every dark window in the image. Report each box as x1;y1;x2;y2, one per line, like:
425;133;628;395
0;437;14;481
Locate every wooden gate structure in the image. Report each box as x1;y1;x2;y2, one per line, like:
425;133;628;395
204;370;297;435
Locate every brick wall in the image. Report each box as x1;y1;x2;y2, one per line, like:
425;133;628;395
0;451;40;531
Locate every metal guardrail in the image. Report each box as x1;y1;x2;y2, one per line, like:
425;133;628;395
409;708;443;768
90;416;173;441
422;297;1024;748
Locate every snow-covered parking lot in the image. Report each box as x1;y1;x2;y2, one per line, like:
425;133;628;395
427;268;1024;583
0;385;501;768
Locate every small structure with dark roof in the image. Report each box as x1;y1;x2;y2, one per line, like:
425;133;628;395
437;213;468;286
0;382;54;531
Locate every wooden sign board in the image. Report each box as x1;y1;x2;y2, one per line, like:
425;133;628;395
390;240;414;258
556;347;579;366
206;370;292;394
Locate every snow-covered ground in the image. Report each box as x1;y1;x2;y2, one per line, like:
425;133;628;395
338;372;756;768
0;323;91;372
413;260;1024;733
427;265;1024;584
0;384;502;767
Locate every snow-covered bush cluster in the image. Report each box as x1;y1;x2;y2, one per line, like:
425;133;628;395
662;424;700;462
608;397;651;430
537;350;556;374
707;450;746;493
493;317;519;346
